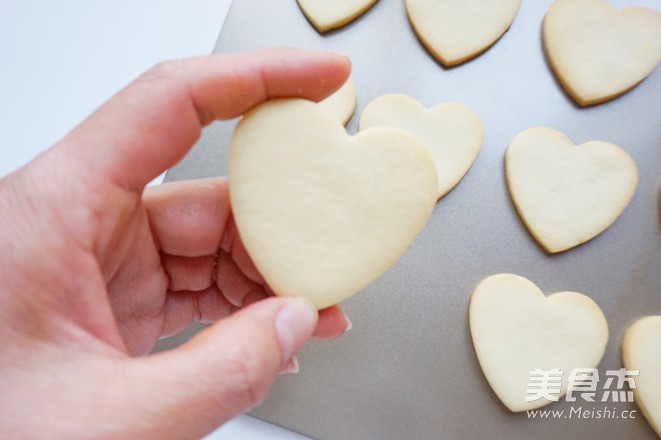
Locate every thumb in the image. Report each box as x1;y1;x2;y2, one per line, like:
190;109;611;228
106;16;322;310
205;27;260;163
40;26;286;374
123;297;318;439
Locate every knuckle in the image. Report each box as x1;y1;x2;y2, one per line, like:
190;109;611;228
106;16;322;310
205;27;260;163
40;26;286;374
143;59;186;83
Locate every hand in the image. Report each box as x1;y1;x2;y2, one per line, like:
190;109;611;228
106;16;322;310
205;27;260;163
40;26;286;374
0;48;351;439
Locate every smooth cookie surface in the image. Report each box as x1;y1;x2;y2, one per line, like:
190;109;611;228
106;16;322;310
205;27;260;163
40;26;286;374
543;0;661;106
318;79;357;125
229;99;438;309
297;0;378;32
470;273;609;412
360;94;483;200
623;316;661;437
506;127;638;253
406;0;522;66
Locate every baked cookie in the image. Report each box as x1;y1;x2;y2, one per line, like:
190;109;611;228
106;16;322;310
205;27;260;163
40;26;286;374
360;94;483;199
405;0;522;66
543;0;661;106
318;79;356;125
506;127;638;253
296;0;378;33
623;316;661;437
470;273;609;412
229;99;437;309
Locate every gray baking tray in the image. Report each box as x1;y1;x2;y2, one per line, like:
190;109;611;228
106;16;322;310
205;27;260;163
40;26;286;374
162;0;661;438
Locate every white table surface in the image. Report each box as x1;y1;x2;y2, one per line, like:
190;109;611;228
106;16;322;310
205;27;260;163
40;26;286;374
0;1;309;438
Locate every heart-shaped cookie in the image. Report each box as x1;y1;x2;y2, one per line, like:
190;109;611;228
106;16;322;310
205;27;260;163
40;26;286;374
405;0;522;66
470;273;609;412
359;94;483;200
318;79;356;125
506;127;638;253
623;316;661;437
228;99;437;310
296;0;378;33
543;0;661;106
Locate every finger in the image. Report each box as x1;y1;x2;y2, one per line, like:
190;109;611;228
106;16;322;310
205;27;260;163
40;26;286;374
145;178;266;301
161;290;348;341
147;180;349;340
215;250;264;307
221;217;265;285
160;286;233;338
127;297;318;438
144;177;230;257
315;306;350;340
161;254;215;292
55;49;351;191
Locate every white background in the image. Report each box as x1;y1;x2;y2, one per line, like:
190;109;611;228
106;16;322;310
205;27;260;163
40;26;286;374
0;1;308;438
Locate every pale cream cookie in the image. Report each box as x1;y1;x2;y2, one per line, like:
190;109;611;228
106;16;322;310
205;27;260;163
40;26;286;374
543;0;661;106
228;99;437;310
296;0;378;33
623;316;661;437
470;273;609;412
506;127;638;253
318;79;356;125
359;94;483;200
405;0;522;66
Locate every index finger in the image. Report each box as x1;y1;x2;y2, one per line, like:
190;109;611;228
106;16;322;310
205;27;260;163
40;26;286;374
55;48;351;191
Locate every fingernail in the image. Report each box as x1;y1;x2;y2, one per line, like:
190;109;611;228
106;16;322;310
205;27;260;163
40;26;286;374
280;356;300;375
330;50;349;58
275;298;318;362
344;312;353;332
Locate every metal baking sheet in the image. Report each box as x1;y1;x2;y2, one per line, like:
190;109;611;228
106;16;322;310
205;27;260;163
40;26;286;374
163;0;661;438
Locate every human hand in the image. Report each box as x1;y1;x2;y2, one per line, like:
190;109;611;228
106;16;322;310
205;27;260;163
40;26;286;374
0;48;350;439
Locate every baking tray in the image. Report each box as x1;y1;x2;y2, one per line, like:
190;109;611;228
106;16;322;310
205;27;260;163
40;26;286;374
162;0;661;438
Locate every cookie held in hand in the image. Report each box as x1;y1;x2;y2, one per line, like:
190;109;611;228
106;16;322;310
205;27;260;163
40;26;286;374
318;79;357;125
360;94;483;200
229;99;438;309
